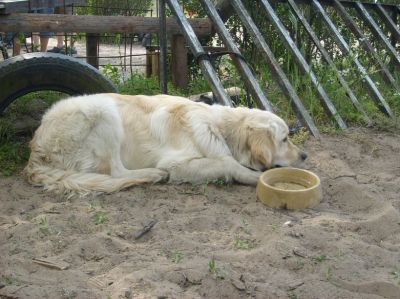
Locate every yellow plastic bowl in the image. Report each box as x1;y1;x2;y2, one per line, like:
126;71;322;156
256;167;322;209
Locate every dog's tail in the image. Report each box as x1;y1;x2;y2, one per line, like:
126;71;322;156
24;161;149;197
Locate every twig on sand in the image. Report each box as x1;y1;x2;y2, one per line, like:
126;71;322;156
134;219;158;240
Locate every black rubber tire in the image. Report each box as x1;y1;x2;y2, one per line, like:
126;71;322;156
0;53;117;113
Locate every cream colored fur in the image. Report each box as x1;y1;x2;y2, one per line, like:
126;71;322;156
25;93;305;195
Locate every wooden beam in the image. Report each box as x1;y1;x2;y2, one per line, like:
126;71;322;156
0;13;213;36
171;35;188;89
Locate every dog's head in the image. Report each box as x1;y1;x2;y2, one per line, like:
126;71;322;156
232;109;307;171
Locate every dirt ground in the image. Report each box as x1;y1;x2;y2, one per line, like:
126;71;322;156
0;127;399;299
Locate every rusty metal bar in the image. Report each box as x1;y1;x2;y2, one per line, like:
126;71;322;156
286;0;371;125
311;0;393;118
354;2;400;69
259;0;347;130
166;0;232;106
374;4;400;43
230;0;320;137
199;0;273;111
332;0;399;91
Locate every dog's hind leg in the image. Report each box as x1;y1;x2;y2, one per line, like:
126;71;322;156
74;104;168;185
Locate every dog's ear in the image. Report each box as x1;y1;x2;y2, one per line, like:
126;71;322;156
247;127;276;169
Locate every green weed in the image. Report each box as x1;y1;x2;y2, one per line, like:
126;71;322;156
172;251;184;263
92;211;108;225
233;237;255;250
391;268;400;284
38;217;50;235
208;257;225;279
313;254;328;263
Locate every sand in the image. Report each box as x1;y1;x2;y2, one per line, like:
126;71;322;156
1;127;400;299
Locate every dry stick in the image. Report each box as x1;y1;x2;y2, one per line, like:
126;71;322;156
134;219;158;240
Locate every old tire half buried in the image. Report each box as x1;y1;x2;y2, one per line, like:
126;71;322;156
0;53;117;113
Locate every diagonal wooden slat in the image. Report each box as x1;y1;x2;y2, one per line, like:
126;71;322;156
199;0;273;111
259;0;347;130
311;0;393;118
230;0;320;137
286;0;371;125
332;0;399;91
166;0;232;106
354;2;400;69
374;4;400;43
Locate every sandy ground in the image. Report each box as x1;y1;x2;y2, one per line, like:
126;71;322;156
0;127;400;299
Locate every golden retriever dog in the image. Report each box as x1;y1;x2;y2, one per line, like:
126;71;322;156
25;93;307;195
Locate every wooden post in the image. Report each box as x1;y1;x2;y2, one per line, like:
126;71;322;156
146;47;153;78
171;34;188;89
86;33;99;69
152;50;160;78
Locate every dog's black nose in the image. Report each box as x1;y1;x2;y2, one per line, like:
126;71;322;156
299;152;308;161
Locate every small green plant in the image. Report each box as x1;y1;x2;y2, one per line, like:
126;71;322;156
208;257;217;274
233;237;255;250
290;127;310;145
87;203;97;213
102;64;121;85
326;266;333;281
38;217;50;235
313;255;328;263
212;177;229;186
391;268;400;284
92;211;108;225
2;275;21;286
208;257;225;279
172;251;184;263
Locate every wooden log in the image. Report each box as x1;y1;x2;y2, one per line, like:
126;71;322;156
0;13;213;36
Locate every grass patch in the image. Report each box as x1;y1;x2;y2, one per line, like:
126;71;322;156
0;91;66;176
233;237;256;250
92;211;108;225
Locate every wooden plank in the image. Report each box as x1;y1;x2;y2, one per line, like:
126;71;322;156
260;0;347;130
166;0;232;107
312;0;393;118
286;0;371;125
0;13;213;36
332;0;399;91
354;2;400;69
171;35;188;89
230;0;320;137
200;0;274;112
374;4;400;43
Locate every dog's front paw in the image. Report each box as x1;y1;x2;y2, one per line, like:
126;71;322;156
235;171;261;186
150;169;169;183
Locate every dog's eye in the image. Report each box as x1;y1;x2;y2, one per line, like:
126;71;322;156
282;137;288;143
